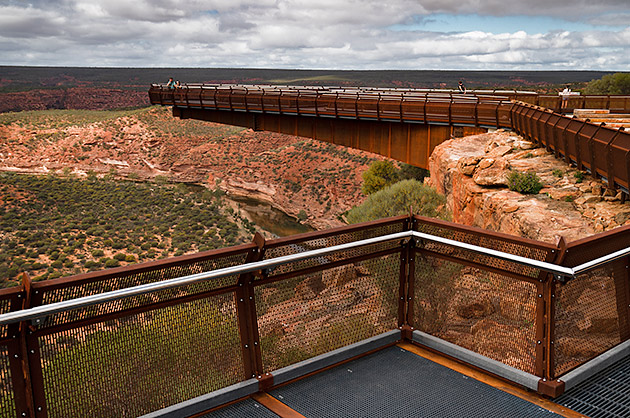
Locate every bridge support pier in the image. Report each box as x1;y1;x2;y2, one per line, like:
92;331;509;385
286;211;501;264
173;107;486;169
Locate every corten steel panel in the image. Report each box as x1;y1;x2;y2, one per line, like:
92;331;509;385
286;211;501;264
357;97;379;119
254;255;400;375
583;96;608;110
590;127;622;181
538;96;562;111
279;115;297;137
36;294;244;418
314;120;333;143
401;99;426;122
574;122;603;172
389;123;409;163
411;218;554;375
295;116;316;139
609;130;630;190
407;124;431;168
412;258;539;374
372;122;391;158
380;97;404;120
428;126;452;157
330;120;354;148
553;264;625;378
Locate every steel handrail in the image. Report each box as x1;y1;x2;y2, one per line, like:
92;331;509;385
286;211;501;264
4;228;626;326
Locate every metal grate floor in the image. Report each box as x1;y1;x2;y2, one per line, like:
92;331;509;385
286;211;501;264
198;398;279;418
555;355;630;418
270;346;559;418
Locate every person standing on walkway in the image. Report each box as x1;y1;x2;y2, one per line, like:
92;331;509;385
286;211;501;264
458;81;466;93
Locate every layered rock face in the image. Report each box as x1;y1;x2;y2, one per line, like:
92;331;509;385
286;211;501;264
428;130;630;243
424;130;629;374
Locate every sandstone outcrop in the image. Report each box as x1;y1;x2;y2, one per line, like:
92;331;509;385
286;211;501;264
428;130;630;243
424;130;630;375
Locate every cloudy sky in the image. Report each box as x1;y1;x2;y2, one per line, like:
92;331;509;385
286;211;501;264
1;0;629;70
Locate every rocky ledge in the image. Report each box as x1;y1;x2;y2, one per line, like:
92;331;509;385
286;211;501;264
427;130;630;243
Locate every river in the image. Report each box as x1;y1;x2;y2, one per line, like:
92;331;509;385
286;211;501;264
226;194;315;237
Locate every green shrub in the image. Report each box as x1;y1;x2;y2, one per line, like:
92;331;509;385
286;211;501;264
124;254;136;263
113;253;127;261
552;169;564;178
91;249;104;257
104;259;120;268
348;179;450;223
297;210;307;221
361;160;399;195
574;171;585;183
507;171;543;194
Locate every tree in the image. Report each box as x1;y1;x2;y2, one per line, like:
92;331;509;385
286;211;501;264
583;73;630;95
361;160;399;195
348;179;450;223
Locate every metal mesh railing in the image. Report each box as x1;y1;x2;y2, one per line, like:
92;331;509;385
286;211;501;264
413;259;539;373
256;254;401;374
1;215;630;415
35;248;251;330
0;346;15;418
38;295;242;418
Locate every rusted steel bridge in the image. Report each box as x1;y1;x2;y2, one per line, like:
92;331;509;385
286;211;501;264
149;84;630;195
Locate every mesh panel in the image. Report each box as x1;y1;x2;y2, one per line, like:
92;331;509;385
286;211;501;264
563;230;630;268
39;293;243;418
262;223;405;279
256;255;400;373
413;256;538;374
0;297;12;340
39;252;248;329
0;346;15;418
416;222;551;278
554;262;624;377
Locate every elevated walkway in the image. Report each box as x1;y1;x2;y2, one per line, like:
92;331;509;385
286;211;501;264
149;84;630;197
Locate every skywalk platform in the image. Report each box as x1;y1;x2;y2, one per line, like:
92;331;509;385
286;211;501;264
200;344;586;418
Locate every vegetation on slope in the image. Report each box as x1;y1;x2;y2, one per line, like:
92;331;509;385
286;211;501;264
347;179;450;223
0;172;254;287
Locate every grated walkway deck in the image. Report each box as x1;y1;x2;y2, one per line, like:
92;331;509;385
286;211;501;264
555;355;630;418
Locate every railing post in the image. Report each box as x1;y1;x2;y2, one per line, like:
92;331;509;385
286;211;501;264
399;215;416;340
20;274;48;418
235;233;266;380
6;273;32;417
537;238;566;397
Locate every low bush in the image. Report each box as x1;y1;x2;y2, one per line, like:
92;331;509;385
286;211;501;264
507;171;543;194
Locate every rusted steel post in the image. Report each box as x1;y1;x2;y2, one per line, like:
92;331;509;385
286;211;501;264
405;216;417;331
21;275;49;418
6;274;32;417
537;238;566;397
235;233;266;379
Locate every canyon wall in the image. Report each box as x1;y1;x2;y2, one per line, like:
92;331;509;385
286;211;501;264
427;130;630;244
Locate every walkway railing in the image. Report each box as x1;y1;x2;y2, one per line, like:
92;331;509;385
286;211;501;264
149;84;630;196
1;215;629;417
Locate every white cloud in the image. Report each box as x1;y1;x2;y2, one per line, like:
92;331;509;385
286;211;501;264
0;0;629;70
